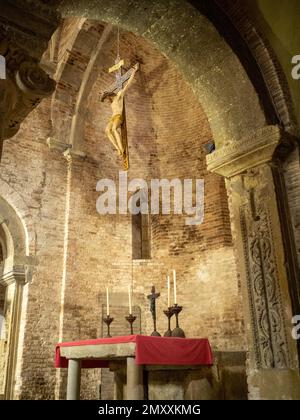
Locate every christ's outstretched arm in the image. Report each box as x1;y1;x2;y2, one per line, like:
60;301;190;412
121;62;139;96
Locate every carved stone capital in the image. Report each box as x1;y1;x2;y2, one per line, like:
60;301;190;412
16;61;55;98
0;40;56;140
0;0;59;143
0;266;26;287
207;125;282;178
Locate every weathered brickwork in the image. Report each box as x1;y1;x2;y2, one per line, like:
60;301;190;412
0;0;299;401
0;23;245;399
0;97;67;399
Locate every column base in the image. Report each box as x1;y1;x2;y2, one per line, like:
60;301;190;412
248;369;300;400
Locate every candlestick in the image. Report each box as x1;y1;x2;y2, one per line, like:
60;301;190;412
163;307;174;337
106;287;109;316
167;275;170;308
173;270;177;305
128;285;132;314
125;313;137;335
171;304;185;338
103;315;114;338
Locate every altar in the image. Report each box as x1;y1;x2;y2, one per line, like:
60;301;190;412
55;335;213;400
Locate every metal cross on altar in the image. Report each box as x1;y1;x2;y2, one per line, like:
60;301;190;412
147;286;161;337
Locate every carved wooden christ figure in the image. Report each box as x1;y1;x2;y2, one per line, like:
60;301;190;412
101;61;139;171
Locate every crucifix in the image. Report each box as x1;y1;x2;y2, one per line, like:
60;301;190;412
101;56;139;171
147;286;161;337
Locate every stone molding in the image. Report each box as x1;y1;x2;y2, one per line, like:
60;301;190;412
47;138;87;160
0;266;26;287
46;137;72;153
206;125;282;178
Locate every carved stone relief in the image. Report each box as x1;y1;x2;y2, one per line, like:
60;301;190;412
234;169;290;369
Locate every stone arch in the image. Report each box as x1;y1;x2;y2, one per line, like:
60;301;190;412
0;197;26;263
0;187;35;399
213;0;298;136
40;0;299;399
58;0;270;149
0;179;36;257
49;18;116;151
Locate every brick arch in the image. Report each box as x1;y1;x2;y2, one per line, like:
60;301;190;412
50;18;120;152
58;0;269;149
213;0;298;136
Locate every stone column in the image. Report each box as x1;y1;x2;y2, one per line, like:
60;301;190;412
126;357;144;400
109;361;127;400
207;125;300;400
66;359;81;400
0;267;26;400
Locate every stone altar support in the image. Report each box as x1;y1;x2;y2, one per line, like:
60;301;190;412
55;335;213;400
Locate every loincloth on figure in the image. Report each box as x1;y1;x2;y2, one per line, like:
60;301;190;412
110;113;123;126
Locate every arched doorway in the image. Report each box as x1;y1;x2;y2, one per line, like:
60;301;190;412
0;198;28;399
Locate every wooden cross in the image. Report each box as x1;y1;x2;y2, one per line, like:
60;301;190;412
101;57;139;170
103;57;136;95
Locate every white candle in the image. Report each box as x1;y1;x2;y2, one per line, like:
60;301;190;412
106;287;109;316
167;275;170;308
173;270;177;305
128;285;132;314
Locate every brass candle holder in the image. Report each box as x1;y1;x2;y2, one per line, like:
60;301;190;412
171;304;185;338
163;308;174;337
103;315;114;338
125;314;137;335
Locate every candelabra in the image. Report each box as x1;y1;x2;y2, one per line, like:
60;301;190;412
103;315;114;338
171;304;185;338
163;307;174;337
125;313;137;335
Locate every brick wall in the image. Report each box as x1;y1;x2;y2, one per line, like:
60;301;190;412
0;23;245;399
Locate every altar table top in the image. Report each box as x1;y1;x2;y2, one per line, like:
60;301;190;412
55;335;213;369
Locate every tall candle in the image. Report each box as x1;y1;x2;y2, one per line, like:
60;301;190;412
167;275;170;308
173;270;177;305
106;287;109;316
128;285;132;314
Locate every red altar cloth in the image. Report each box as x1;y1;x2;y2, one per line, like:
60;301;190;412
55;335;212;369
